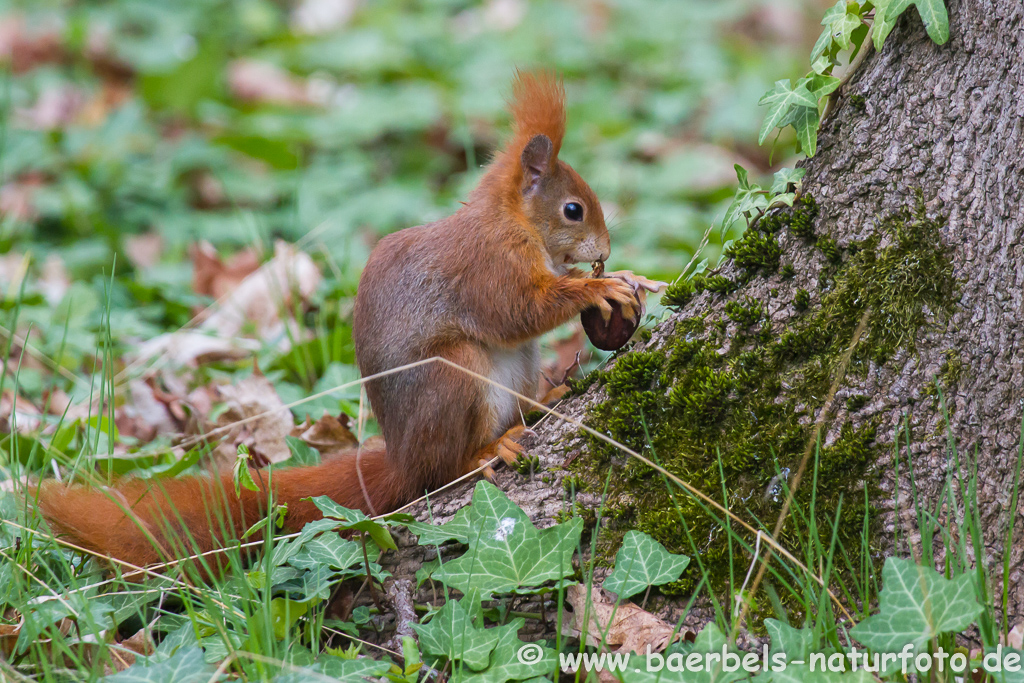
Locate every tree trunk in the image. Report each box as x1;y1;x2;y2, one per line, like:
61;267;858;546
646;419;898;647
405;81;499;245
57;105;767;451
381;0;1024;630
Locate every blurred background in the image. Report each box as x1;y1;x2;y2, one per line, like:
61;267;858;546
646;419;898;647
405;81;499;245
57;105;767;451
0;0;828;445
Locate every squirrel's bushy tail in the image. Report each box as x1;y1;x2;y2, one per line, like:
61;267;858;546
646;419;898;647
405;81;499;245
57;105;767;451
36;447;406;569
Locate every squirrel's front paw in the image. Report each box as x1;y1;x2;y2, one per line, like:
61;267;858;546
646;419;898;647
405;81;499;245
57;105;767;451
591;277;642;321
604;270;669;295
470;425;537;479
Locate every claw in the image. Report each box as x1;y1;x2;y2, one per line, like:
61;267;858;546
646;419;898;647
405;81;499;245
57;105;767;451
478;459;496;480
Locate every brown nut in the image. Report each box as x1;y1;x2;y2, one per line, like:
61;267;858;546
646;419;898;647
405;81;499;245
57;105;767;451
581;290;641;351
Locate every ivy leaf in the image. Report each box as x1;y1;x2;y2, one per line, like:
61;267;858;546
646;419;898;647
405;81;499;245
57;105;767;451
803;75;841;101
308;496;397;551
766;660;876;683
849;558;982;658
406;505;473;546
272;656;391;683
271;518;339;567
102;645;221;682
431;481;582;596
814;1;863;58
285;436;321;467
603;531;690;599
786;105;821;157
452;618;556;683
810;1;864;75
873;0;950;50
758;80;818;145
721;165;769;236
18;596;114;654
412;599;500;671
288;533;386;581
765;618;813;659
769;168;807;195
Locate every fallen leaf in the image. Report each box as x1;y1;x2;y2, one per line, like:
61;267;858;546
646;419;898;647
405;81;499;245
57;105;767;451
132;241;319;367
561;584;684;655
291;0;359;34
0;15;64;72
15;84;85;130
1005;623;1023;649
115;380;177;443
0;389;42;432
133;332;258;368
207;375;294;466
0;177;43;222
228;59;320;107
196;240;320;342
291;411;359;457
0;609;22;659
123;232;164;270
190;240;260;299
38;254;70;305
111;627;156;671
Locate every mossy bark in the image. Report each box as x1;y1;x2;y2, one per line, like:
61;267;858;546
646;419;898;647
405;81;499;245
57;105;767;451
377;0;1024;635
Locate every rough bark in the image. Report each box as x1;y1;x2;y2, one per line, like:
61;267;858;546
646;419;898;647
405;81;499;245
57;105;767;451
375;0;1024;635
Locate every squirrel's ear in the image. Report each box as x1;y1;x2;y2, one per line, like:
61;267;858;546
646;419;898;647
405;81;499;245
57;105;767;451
520;134;553;195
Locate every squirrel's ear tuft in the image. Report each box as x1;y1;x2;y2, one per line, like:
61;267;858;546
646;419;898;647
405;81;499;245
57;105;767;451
520;134;553;195
508;70;565;161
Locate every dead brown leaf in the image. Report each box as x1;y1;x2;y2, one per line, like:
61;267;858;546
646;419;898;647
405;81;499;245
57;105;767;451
291;411;359;457
228;59;319;107
115;380;177;444
562;584;684;655
15;84;85;130
0;608;22;659
110;627;156;671
0;176;45;222
38;253;70;305
190;240;260;299
196;240;320;341
291;0;359;34
0;15;64;72
123;232;164;270
134;241;320;367
1004;623;1023;649
0;389;42;432
205;375;294;466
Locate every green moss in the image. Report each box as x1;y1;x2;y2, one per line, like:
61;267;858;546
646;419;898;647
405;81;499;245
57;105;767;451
781;264;796;279
571;194;957;614
793;288;810;312
817;236;841;263
940;350;963;388
693;274;739;296
789;194;819;239
849;93;867;113
845;394;868;412
663;279;695;308
725;230;781;275
725;297;766;327
510;454;541;475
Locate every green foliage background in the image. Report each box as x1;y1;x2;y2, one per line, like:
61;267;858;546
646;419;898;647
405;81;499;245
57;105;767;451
1;0;823;307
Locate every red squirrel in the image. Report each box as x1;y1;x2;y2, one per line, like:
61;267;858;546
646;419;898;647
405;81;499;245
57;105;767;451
36;72;665;567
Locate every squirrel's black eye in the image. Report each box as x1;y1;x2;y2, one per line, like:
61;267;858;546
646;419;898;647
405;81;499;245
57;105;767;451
563;202;583;222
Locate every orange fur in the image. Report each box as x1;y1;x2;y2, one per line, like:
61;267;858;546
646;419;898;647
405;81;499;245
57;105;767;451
36;71;640;572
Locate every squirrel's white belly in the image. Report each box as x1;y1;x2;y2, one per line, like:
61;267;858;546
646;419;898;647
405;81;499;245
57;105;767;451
485;342;539;439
